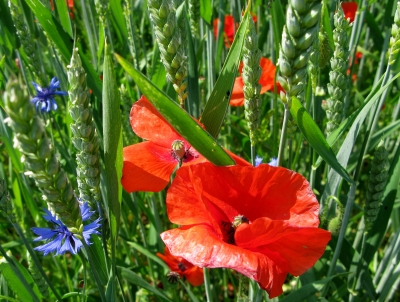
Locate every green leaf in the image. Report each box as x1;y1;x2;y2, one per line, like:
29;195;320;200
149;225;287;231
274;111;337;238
200;0;213;25
103;42;123;292
279;274;346;302
290;97;353;184
270;0;285;56
184;5;200;118
321;2;334;51
115;54;235;166
200;10;250;138
0;263;35;302
365;142;400;263
22;0;103;99
87;236;109;286
118;267;173;302
126;241;169;270
110;0;128;40
55;0;72;36
321;72;400;206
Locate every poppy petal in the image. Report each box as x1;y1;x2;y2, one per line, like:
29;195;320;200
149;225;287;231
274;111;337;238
235;218;331;276
230;77;245;106
184;266;204;286
161;225;285;297
130;96;184;148
167;163;320;228
121;142;177;192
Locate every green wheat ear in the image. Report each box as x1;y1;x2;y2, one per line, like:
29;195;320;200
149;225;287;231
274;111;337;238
188;0;200;38
242;17;262;146
278;0;321;107
365;141;389;231
389;1;400;65
3;79;81;228
147;0;188;107
9;0;44;85
323;5;350;137
67;48;101;207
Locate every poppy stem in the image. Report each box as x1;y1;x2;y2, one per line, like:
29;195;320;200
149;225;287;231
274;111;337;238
277;104;290;166
203;268;213;302
250;144;256;166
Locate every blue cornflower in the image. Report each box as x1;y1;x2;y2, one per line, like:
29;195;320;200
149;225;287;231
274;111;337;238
31;77;67;112
269;157;278;167
255;155;263;167
31;203;101;256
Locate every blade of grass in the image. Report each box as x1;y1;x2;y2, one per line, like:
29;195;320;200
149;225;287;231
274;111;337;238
290;97;353;184
199;9;250;138
115;54;235;166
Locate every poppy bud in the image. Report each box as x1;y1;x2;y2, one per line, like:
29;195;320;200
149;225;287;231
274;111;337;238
171;140;185;160
166;271;180;284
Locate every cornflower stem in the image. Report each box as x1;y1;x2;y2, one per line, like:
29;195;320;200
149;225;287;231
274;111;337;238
12;222;62;300
277;104;290;166
204;268;212;302
323;182;356;296
0;244;40;302
81;240;107;302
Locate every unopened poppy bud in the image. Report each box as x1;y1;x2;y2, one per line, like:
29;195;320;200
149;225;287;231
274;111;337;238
232;215;249;229
166;271;180;284
171;140;185;159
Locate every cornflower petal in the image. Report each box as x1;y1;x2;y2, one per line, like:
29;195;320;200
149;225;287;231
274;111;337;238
30;76;67;113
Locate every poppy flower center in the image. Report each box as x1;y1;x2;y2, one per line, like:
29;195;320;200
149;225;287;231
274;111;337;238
177;262;187;272
221;215;249;245
170;140;198;162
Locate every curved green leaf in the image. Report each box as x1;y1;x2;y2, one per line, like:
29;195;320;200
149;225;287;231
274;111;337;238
118;267;173;302
22;0;102;98
279;274;347;302
290;97;353;184
199;9;250;138
115;54;235;166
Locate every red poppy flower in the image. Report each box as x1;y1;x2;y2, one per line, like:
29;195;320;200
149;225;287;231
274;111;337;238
121;96;250;192
214;15;235;46
161;163;331;298
157;247;204;286
213;15;258;47
230;57;283;107
354;51;362;65
341;2;358;23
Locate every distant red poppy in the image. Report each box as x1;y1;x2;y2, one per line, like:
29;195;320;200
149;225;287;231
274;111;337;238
214;14;258;47
214;15;235;46
121;96;250;192
341;2;358;23
157;247;204;286
161;163;331;298
230;57;283;106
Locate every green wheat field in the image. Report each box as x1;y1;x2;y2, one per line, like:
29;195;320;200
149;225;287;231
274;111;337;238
0;0;399;301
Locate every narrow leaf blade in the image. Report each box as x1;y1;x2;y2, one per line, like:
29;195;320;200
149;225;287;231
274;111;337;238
199;10;250;138
115;54;235;166
290;97;353;183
